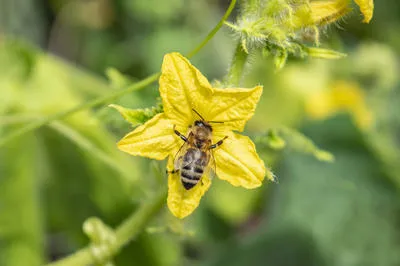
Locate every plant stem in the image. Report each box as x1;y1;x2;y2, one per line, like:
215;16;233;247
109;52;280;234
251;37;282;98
226;42;249;86
186;0;237;59
46;188;167;266
1;115;134;180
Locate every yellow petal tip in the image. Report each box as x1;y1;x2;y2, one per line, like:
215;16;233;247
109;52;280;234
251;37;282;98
167;171;212;219
354;0;374;23
163;52;185;63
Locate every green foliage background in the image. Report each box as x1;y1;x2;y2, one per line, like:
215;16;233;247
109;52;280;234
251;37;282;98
0;0;399;266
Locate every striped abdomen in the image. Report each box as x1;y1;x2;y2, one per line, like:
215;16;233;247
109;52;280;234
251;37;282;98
180;148;209;190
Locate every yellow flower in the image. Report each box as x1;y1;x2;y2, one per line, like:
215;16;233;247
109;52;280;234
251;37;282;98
117;53;272;218
309;0;351;26
309;0;374;25
306;80;373;129
354;0;374;23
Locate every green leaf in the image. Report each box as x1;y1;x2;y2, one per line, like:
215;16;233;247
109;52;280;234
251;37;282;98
307;47;347;59
109;103;163;127
266;116;400;266
206;178;263;225
0;134;44;266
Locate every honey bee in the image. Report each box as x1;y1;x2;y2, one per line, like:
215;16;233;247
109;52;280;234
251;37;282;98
168;109;227;190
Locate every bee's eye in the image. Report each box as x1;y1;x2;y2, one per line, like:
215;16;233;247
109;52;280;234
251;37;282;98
195;121;203;127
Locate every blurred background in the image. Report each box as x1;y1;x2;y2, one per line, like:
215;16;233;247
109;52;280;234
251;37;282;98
1;0;400;265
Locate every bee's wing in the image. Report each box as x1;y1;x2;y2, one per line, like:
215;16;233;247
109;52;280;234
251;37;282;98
205;149;216;180
173;141;190;171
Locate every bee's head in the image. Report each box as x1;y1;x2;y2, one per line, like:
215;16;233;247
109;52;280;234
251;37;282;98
194;120;212;131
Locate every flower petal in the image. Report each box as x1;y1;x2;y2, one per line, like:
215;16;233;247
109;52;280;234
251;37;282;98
214;132;273;188
159;52;213;126
207;86;263;132
309;0;351;26
354;0;374;23
117;113;177;160
167;158;211;219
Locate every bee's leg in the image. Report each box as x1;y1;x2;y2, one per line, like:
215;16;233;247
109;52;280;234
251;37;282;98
173;125;187;142
166;169;180;174
209;136;228;149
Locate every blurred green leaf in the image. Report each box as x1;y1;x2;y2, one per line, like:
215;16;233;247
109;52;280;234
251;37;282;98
255;126;334;162
265;116;400;266
206;226;326;266
205;178;263;225
122;0;184;22
0;134;44;266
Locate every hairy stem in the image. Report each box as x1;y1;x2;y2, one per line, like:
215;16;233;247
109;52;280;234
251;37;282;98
46;188;167;266
226;42;249;86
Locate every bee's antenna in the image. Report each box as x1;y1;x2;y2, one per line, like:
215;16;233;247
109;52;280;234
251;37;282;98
192;108;205;121
192;109;224;124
